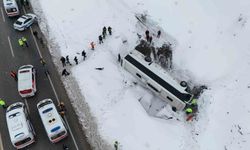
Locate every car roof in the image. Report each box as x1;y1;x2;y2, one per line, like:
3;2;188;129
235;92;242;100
6;103;30;142
18;65;33;91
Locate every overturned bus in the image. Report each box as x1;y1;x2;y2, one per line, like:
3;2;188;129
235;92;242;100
121;50;193;111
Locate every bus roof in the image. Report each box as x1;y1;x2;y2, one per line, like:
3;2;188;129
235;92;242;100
6;103;30;142
125;50;192;102
37;99;66;136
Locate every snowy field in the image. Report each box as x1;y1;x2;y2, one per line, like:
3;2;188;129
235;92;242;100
31;0;250;150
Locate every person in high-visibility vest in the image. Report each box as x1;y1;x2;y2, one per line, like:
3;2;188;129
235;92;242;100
185;107;193;115
18;39;24;47
22;37;29;47
0;99;7;109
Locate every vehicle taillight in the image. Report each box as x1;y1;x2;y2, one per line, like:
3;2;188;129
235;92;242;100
20;89;32;94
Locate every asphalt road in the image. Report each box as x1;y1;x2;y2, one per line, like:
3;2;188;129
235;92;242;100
0;2;91;150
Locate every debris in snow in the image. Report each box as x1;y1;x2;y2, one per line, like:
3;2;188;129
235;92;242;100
95;67;104;70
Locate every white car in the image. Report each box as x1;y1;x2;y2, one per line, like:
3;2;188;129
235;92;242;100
13;13;37;31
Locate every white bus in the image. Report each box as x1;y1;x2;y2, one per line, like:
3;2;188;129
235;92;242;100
3;0;20;17
6;102;35;149
122;50;193;111
37;99;68;143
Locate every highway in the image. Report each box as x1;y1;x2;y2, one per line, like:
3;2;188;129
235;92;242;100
0;1;91;150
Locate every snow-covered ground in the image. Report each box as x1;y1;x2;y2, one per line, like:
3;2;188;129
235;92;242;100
31;0;250;149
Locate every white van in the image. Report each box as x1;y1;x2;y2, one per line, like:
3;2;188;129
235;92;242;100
3;0;20;17
18;65;37;98
37;99;68;143
6;102;35;149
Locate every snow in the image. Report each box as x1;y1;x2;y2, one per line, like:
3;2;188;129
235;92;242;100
30;0;250;150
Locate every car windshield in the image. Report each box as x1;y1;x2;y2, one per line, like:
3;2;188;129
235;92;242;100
15;21;22;25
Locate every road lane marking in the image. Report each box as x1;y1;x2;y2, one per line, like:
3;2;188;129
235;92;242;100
24;98;30;114
7;36;15;57
30;25;80;150
0;7;5;22
0;133;4;150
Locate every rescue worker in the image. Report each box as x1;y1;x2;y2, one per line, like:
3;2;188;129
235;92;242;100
191;99;198;112
22;37;29;47
99;35;103;44
40;58;46;66
185;107;193;115
18;39;24;47
90;42;95;50
0;99;7;109
10;71;18;81
114;141;118;150
108;26;112;35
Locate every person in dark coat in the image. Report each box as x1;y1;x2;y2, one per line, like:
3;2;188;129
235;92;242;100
108;26;112;35
99;35;103;44
65;55;72;65
102;30;106;39
62;69;70;76
74;56;78;65
33;31;38;38
82;50;86;60
60;56;66;67
149;36;153;44
103;26;107;36
157;30;161;38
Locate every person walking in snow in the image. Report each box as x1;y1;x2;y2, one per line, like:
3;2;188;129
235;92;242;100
157;30;161;38
114;141;119;150
65;55;72;66
102;30;106;39
145;30;150;41
10;71;18;81
108;26;112;35
60;56;66;67
22;37;29;47
103;26;107;36
90;42;95;50
82;50;86;60
62;69;70;76
99;35;103;44
149;36;153;44
74;56;78;65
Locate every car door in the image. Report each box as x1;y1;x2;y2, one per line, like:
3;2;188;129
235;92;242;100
24;18;32;28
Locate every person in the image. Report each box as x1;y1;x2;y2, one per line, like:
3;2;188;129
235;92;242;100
81;50;86;60
33;31;38;38
149;36;152;44
18;39;24;47
65;55;72;65
108;26;112;35
62;69;70;76
0;99;7;109
10;71;18;81
22;37;29;47
157;30;161;38
58;102;66;116
191;99;198;112
114;141;118;150
63;144;69;150
90;42;95;50
99;35;103;44
185;107;193;115
145;30;149;36
118;53;121;62
40;58;46;66
103;26;107;36
60;56;66;67
102;30;106;39
74;56;78;65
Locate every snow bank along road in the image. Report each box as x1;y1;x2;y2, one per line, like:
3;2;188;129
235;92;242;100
0;1;91;150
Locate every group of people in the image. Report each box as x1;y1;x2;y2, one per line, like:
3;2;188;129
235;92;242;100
144;29;161;44
18;37;29;47
98;26;112;44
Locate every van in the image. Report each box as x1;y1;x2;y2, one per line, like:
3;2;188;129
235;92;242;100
6;102;35;149
18;65;36;98
37;99;68;143
3;0;20;17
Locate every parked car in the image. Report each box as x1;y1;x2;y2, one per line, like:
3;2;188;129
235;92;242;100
18;65;37;98
13;13;37;31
